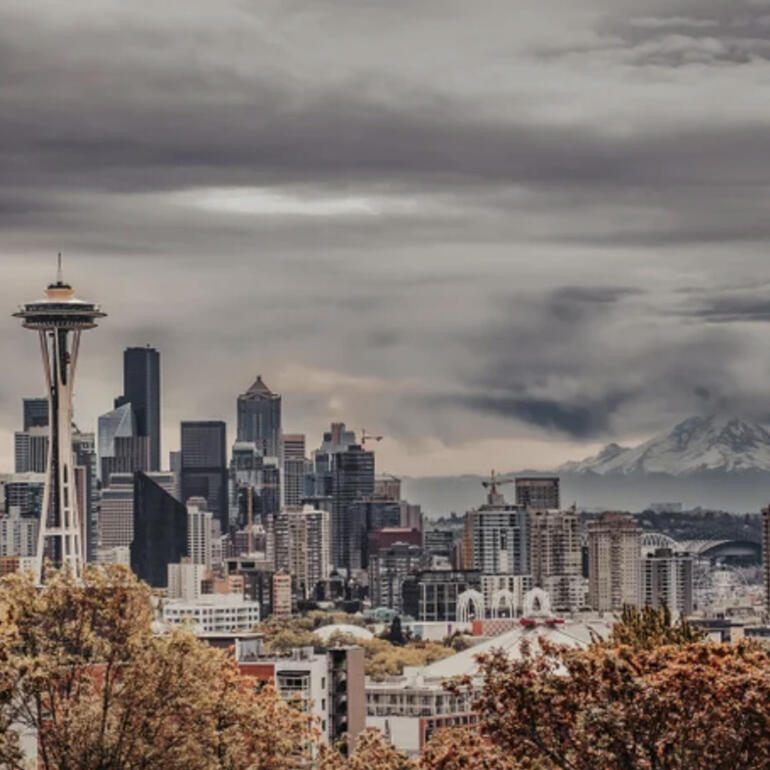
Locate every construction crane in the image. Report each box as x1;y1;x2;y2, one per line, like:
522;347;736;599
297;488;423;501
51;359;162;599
481;469;514;504
361;428;383;446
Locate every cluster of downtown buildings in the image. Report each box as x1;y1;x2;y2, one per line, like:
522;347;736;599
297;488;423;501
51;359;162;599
4;268;767;757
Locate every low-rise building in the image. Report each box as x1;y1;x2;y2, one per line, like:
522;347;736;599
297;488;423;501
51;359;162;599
162;594;260;632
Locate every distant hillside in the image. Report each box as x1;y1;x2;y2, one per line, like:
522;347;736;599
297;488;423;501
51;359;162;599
403;415;770;517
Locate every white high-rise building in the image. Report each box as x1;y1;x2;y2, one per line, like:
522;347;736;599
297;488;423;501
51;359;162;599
0;507;39;557
274;505;330;598
167;559;207;600
642;547;693;617
187;497;213;569
587;512;641;611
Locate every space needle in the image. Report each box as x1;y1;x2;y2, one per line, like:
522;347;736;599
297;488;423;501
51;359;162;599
13;255;106;583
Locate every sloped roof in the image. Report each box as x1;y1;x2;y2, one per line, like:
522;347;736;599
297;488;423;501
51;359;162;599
241;375;275;399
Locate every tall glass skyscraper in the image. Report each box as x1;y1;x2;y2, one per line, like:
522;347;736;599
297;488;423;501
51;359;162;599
180;421;228;530
236;376;281;459
120;346;161;471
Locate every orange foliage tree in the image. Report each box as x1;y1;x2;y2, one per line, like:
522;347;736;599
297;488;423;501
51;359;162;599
0;566;315;770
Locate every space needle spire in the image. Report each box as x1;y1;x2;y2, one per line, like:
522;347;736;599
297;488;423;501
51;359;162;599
13;256;106;583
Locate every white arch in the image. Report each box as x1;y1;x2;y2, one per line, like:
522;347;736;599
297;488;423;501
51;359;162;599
523;587;552;617
490;588;517;619
457;589;485;623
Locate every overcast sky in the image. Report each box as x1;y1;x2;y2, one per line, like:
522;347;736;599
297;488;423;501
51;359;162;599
3;0;770;476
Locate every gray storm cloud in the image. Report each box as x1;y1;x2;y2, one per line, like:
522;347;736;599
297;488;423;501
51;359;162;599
2;0;770;475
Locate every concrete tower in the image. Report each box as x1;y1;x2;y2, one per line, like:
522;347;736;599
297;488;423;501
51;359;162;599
13;256;106;582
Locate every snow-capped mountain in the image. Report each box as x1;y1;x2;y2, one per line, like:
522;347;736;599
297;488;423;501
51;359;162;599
558;415;770;476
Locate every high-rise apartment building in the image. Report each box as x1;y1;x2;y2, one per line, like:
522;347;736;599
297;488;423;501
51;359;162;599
237;376;281;459
764;505;770;614
0;473;45;518
0;508;39;557
273;505;331;598
131;471;187;588
529;508;583;610
515;477;560;510
467;504;530;576
642;547;693;617
187;496;213;569
14;427;48;474
180;421;228;531
120;346;161;471
587;512;641;611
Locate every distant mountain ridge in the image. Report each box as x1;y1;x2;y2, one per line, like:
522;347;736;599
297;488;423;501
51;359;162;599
402;415;770;516
558;415;770;476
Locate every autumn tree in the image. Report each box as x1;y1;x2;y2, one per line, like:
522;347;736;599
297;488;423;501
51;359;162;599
0;565;315;770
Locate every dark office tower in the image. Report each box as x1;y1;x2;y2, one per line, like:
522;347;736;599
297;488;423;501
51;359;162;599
122;346;161;471
23;398;48;430
236;376;281;459
515;476;560;510
332;444;374;573
131;471;187;588
180;421;228;530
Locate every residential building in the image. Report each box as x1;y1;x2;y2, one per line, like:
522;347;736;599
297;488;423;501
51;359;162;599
0;508;39;557
515;477;560;510
272;572;293;615
237;376;281;459
162;594;260;632
167;558;208;601
14;426;48;474
765;505;770;614
131;471;187;588
368;541;422;612
180;421;228;530
529;508;583;610
274;505;331;598
466;504;530;576
187;497;213;569
587;512;642;611
642;547;694;616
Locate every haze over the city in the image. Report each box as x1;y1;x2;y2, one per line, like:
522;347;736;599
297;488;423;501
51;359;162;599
4;0;770;477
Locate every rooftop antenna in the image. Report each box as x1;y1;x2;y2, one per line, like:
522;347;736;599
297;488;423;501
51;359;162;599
56;252;63;284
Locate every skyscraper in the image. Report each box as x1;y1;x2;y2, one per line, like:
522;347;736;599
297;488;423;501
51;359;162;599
180;421;228;530
13;257;106;582
121;346;161;471
331;444;374;572
131;471;187;588
237;376;281;459
282;433;307;507
587;512;641;611
97;402;149;485
641;547;693;617
529;507;583;611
